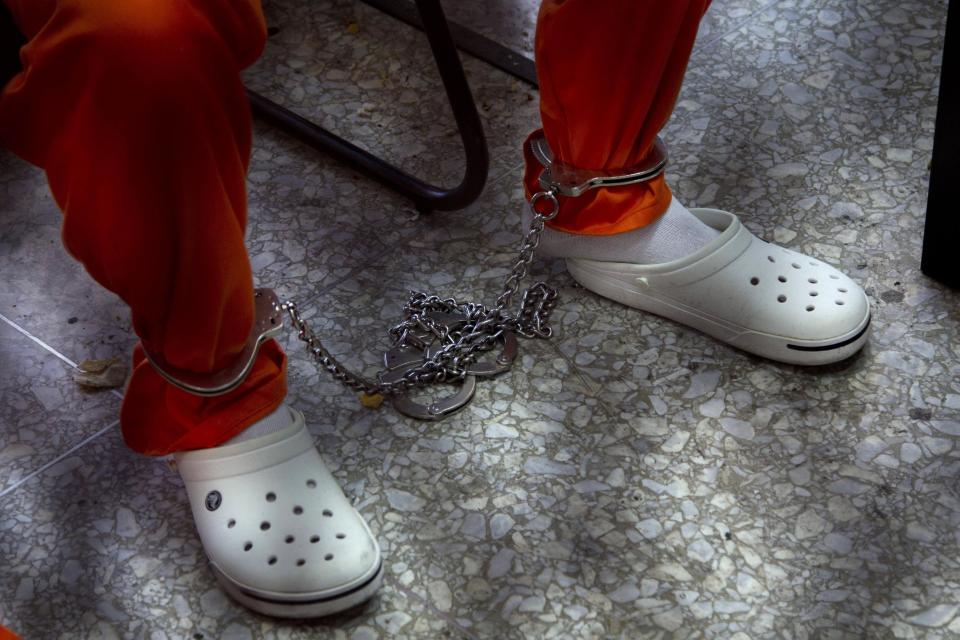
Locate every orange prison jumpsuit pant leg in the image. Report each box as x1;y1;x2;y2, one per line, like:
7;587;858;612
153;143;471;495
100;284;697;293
524;0;712;235
0;624;20;640
0;0;286;455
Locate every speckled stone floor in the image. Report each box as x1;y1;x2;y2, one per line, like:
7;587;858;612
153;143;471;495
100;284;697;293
1;0;957;638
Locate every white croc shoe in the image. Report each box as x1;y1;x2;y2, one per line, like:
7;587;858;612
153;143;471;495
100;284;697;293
563;208;871;365
175;407;383;618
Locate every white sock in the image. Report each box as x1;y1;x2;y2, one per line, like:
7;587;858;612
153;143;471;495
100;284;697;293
224;403;294;446
525;195;721;264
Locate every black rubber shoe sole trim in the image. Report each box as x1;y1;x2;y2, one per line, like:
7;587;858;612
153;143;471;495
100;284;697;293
238;560;384;606
786;314;871;352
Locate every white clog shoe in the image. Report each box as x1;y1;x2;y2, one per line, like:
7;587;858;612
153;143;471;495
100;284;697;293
562;208;871;365
175;407;383;618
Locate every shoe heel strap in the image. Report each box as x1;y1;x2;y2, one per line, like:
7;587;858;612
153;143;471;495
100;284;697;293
174;410;310;481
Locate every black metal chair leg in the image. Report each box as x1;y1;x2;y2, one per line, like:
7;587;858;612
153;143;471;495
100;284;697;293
248;0;489;213
921;0;958;288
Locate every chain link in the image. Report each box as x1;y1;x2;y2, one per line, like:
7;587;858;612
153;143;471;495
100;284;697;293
281;189;561;401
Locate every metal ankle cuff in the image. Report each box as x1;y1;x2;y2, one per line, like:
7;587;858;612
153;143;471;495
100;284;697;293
143;288;284;397
530;131;668;198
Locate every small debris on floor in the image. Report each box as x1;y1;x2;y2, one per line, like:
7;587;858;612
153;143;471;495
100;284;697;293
73;357;126;389
359;392;384;409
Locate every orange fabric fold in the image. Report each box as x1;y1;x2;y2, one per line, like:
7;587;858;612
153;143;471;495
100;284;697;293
0;0;282;455
524;0;712;235
124;341;287;455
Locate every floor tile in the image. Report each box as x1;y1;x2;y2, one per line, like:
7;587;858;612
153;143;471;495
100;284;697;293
0;320;119;495
440;0;538;60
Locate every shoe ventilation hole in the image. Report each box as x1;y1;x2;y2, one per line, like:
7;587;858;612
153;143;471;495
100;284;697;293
838;287;848;293
750;277;759;286
792;262;801;269
767;256;775;263
266;492;276;502
244;542;253;552
778;276;787;283
836;300;845;306
306;479;317;489
808;278;818;284
293;506;304;515
285;535;295;544
268;556;277;566
336;533;346;539
810;291;818;297
809;261;818;266
324;554;334;561
323;509;333;517
310;535;320;544
806;305;815;312
260;521;271;531
777;295;787;303
297;559;306;567
227;519;236;529
830;274;839;280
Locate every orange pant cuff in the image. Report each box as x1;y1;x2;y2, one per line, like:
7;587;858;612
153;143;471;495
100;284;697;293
522;130;673;236
120;340;288;455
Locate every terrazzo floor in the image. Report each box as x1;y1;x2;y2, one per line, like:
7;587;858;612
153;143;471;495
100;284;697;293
1;0;958;638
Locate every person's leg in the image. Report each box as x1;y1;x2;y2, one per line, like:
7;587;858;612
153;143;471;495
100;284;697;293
525;0;871;365
526;0;714;247
0;0;382;616
1;0;282;454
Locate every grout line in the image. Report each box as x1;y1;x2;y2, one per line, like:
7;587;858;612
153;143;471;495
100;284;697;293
0;312;126;401
0;312;78;369
0;420;119;502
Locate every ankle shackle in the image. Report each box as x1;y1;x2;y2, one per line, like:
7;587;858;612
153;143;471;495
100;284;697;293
143;289;284;397
530;132;668;198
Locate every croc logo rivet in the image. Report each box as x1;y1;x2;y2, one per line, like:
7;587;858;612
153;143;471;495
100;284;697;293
205;490;222;511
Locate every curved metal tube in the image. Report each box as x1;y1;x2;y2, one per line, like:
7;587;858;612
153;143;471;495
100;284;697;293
247;0;489;213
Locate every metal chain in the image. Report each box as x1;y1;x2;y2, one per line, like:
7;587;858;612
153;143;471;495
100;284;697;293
280;189;561;399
